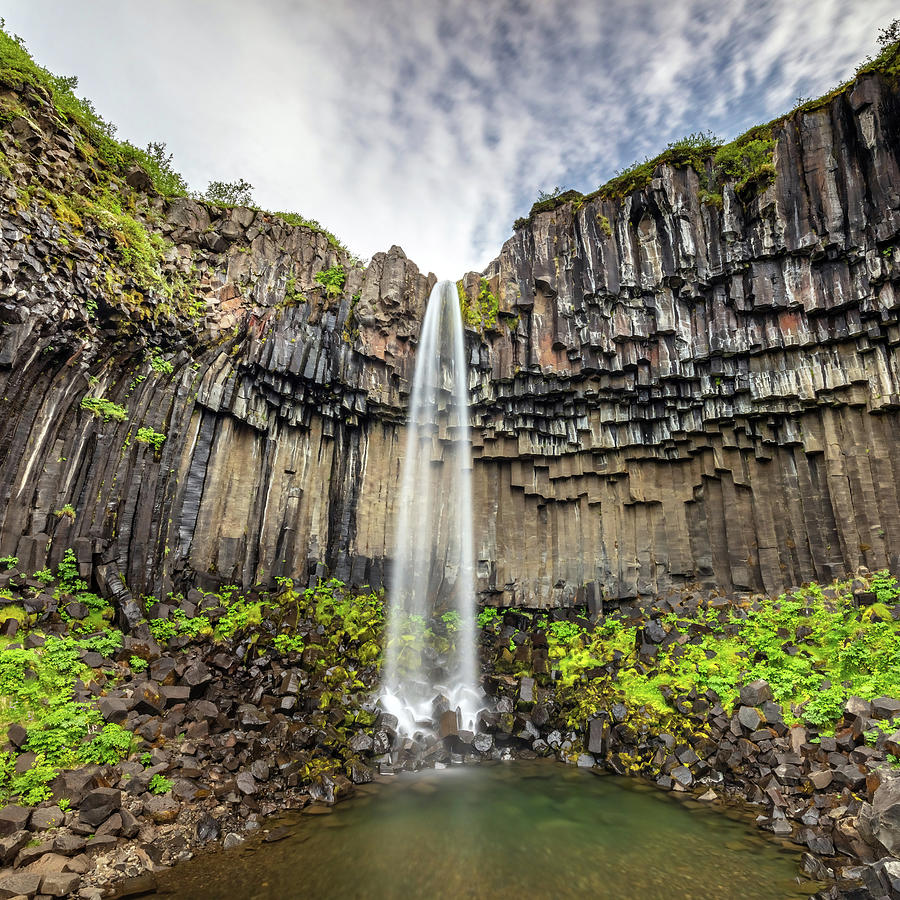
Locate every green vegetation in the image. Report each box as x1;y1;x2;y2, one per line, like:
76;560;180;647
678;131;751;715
80;396;127;422
457;278;499;331
533;572;900;740
54;503;76;520
856;17;900;82
275;212;348;252
0;24;188;198
148;774;173;795
477;607;503;629
314;265;347;299
0;634;132;805
202;178;254;207
71;189;170;293
513;22;900;230
0;20;353;303
0;556;18;570
282;274;307;306
149;353;174;375
135;426;166;451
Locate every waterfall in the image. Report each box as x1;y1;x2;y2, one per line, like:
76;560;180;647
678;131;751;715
381;279;480;737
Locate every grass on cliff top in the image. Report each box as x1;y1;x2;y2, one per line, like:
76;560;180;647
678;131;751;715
527;570;900;739
512;25;900;230
0;21;353;255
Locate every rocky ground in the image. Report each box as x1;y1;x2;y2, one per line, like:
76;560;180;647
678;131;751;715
0;556;900;897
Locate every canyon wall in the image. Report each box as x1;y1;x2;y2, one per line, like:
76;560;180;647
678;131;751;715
1;69;900;612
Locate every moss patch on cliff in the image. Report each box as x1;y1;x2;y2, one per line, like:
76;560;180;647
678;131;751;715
457;278;499;331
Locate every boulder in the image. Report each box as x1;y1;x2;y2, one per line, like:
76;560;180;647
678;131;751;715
0;871;41;899
39;872;81;897
739;680;773;707
0;805;30;836
79;787;121;827
860;776;900;855
29;805;64;830
737;706;762;732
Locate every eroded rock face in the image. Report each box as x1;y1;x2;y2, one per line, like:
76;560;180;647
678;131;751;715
1;71;900;608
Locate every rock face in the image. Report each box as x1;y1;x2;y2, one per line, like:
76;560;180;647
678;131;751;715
1;70;900;608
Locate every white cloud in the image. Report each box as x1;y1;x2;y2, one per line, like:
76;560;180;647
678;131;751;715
3;0;897;277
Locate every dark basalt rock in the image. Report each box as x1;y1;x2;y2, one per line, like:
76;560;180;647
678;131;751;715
79;788;121;827
739;680;773;708
2;65;900;613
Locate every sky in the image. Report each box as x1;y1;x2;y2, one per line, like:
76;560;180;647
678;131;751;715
3;1;897;278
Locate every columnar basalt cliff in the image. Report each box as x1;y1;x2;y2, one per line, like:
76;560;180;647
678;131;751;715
2;66;900;613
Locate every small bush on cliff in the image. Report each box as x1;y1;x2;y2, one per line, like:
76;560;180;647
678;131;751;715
314;265;347;299
202;178;254;207
136;426;166;451
149;353;174;375
80;396;127;422
710;134;775;198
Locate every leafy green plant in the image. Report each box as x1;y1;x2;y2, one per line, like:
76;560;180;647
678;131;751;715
872;570;900;603
135;427;166;451
2;752;57;805
54;504;76;520
314;265;346;298
477;607;503;628
441;611;461;633
0;556;17;570
80;396;127;422
148;774;173;794
56;549;87;594
78;723;133;765
79;629;123;658
33;568;54;584
272;633;305;655
149;353;174;375
129;655;148;673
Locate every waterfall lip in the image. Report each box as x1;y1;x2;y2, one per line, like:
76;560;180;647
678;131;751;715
381;279;484;744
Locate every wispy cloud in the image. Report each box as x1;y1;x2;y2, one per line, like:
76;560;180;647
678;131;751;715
4;0;896;277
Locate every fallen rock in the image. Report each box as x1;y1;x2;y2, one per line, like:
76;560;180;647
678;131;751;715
739;680;773;707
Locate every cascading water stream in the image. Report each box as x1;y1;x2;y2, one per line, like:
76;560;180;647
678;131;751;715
381;280;480;737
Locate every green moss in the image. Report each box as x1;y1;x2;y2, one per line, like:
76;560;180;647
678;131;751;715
457;278;499;332
70;191;169;293
596;214;612;237
281;274;307;307
342;292;361;343
275;211;348;252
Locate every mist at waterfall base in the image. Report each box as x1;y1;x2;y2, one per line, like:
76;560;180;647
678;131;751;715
380;280;481;737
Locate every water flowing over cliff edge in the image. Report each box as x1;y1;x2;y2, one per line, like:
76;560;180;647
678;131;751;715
1;58;900;614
